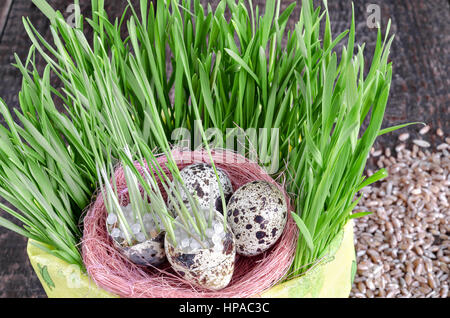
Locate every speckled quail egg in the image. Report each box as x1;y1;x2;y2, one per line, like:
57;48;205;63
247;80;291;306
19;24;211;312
106;205;166;267
167;163;233;214
165;209;236;291
226;181;288;257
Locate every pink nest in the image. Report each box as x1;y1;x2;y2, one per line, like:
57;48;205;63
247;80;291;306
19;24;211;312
82;149;298;298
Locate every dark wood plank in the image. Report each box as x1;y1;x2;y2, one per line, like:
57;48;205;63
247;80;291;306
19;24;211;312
0;0;13;41
0;0;140;299
324;0;450;151
0;0;47;298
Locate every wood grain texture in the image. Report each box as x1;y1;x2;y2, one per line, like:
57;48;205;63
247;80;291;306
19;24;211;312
325;0;450;150
0;0;140;299
0;0;47;298
0;0;13;41
0;0;449;298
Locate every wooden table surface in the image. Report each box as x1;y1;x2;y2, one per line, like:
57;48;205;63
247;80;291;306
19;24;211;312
0;0;449;298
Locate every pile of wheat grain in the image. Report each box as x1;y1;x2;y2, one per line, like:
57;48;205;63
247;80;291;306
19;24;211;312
350;127;449;298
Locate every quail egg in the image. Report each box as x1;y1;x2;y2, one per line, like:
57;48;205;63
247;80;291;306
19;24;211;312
167;163;233;214
106;205;166;267
165;209;236;291
226;181;288;257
